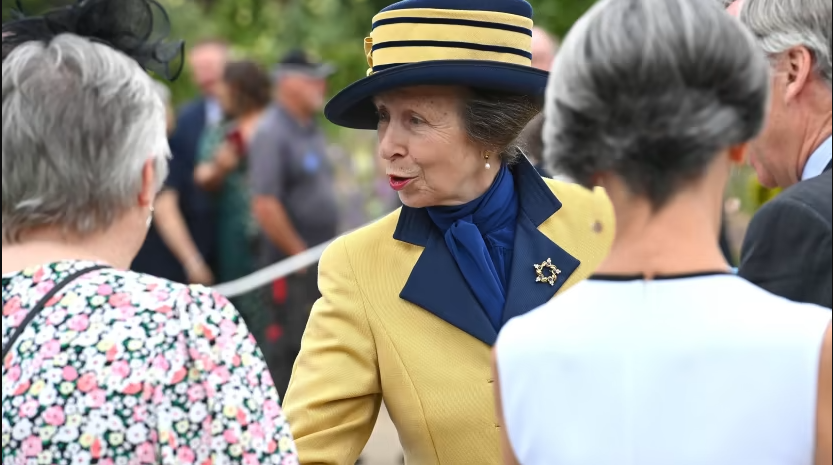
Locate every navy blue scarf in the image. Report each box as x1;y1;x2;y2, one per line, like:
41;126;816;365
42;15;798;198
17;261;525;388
426;164;519;329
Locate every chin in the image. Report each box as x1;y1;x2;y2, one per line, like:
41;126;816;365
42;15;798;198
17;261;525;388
398;191;433;209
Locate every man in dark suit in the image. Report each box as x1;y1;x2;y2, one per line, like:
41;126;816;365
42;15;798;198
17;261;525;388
132;38;228;284
729;0;832;308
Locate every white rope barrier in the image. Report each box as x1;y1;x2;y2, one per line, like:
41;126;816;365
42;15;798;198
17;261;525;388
213;219;376;298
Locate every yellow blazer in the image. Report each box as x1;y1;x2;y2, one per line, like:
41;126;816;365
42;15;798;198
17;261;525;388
283;161;614;465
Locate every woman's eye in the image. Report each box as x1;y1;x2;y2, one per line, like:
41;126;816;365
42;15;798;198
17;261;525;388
376;110;389;122
410;116;423;125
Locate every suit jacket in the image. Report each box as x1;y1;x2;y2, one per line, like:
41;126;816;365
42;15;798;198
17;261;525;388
739;161;832;309
283;159;615;465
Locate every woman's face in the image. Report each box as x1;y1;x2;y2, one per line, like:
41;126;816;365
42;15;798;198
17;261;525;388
374;86;495;208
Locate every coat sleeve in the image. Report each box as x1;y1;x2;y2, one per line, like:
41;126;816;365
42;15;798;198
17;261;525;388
282;236;382;465
739;197;833;309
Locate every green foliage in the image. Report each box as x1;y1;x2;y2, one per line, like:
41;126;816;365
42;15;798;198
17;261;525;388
4;0;598;105
160;0;598;106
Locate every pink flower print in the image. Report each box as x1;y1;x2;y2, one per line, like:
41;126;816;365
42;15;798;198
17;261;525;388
63;366;79;382
187;384;206;403
122;383;143;395
2;296;21;316
6;366;21;383
67;314;90;332
21;435;42;457
219;319;237;336
100;460;114;465
153;304;172;314
153;385;165;404
232;354;242;367
40;339;61;359
32;267;45;283
263;399;282;420
87;389;106;409
151;355;170;372
97;284;113;296
91;438;104;459
211;366;231;384
118;306;136;320
106;345;119;362
248;423;264;439
108;293;131;308
35;280;55;295
77;373;98;393
267;440;278;454
170;367;188;385
243;454;260;465
136;442;155;463
133;406;148;423
19;400;39;418
10;310;26;327
13;381;30;396
176;446;196;464
111;360;131;379
47;309;67;326
43;406;66;426
223;429;239;444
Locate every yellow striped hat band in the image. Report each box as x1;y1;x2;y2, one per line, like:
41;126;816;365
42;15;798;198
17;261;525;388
364;8;534;76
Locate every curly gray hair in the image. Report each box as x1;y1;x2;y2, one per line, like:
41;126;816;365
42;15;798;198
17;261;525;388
2;34;170;243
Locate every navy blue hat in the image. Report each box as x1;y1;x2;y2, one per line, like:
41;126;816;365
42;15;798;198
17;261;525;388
325;0;548;129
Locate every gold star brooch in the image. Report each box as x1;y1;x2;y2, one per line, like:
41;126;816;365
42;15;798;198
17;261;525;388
534;258;562;286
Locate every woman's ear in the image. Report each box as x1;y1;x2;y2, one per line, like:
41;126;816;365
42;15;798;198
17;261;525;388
138;158;157;209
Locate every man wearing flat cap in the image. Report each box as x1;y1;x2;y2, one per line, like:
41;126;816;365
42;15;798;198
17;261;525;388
249;49;339;397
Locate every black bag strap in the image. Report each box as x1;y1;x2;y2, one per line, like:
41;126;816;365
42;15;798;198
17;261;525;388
2;264;110;361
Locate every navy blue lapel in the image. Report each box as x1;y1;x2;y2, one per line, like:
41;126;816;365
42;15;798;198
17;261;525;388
502;158;581;323
394;156;581;346
398;220;498;346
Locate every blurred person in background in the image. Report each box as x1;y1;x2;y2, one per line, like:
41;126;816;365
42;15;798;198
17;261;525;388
1;1;298;462
522;27;559;178
131;38;229;285
730;0;832;308
280;0;614;462
194;60;272;343
494;0;831;463
249;49;338;397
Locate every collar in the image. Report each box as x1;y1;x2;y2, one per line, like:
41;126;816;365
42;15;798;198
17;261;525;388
393;156;561;246
802;136;833;181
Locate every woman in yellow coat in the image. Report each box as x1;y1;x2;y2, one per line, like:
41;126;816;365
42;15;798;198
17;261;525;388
282;0;614;463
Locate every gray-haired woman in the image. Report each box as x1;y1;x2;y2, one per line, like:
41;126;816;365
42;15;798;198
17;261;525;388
493;0;832;463
1;1;297;463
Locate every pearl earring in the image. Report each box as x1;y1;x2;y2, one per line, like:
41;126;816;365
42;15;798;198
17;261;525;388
146;206;155;228
484;153;491;170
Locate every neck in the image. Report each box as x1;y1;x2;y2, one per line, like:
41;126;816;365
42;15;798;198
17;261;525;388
797;112;833;179
2;227;137;275
277;94;312;125
595;187;729;279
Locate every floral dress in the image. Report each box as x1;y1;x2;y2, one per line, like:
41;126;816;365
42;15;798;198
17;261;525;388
1;261;298;465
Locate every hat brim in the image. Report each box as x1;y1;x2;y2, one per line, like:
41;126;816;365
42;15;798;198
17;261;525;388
324;60;549;130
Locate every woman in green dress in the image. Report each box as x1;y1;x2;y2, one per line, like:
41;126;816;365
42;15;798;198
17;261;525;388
195;60;271;336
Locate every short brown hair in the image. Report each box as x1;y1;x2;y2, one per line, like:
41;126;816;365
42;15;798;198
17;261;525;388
223;60;271;115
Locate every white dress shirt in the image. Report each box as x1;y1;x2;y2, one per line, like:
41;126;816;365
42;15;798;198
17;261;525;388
802;136;832;181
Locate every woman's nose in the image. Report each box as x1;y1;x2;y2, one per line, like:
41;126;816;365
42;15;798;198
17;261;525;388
378;125;406;160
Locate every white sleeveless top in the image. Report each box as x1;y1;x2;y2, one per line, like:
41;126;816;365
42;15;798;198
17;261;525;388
496;274;831;465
